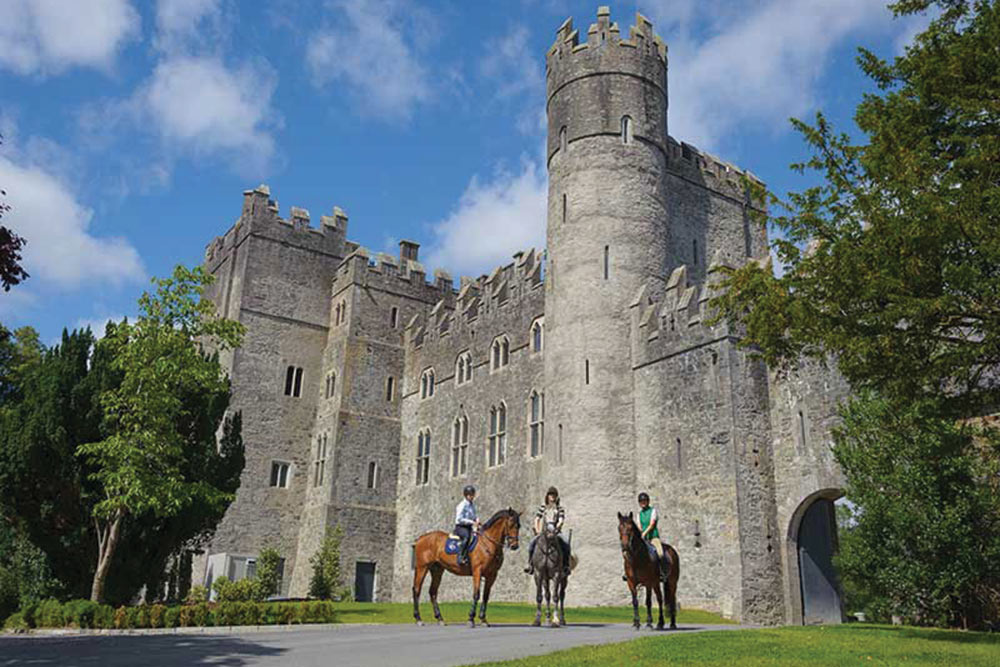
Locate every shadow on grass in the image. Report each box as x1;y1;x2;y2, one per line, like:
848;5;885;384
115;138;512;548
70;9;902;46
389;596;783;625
0;634;286;667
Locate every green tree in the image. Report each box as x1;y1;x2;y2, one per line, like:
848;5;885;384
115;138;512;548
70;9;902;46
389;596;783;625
309;526;347;601
833;394;1000;627
713;0;1000;417
78;266;244;602
0;134;29;292
253;547;282;602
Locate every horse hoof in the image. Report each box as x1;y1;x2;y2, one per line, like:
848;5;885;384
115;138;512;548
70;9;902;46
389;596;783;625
657;624;665;631
416;621;424;627
633;624;640;631
670;623;678;630
437;620;445;626
531;619;541;627
481;621;490;628
468;621;475;628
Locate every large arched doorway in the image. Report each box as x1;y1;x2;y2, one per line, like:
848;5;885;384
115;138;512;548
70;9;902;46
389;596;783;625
787;489;844;624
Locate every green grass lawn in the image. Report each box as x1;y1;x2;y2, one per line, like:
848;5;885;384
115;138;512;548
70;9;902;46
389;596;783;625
329;601;731;626
467;624;1000;666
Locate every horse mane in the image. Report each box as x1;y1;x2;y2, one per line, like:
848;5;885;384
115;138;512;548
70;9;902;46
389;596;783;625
623;514;649;559
483;508;517;529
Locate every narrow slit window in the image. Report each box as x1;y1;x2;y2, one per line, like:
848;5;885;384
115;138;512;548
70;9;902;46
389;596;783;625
390;306;398;328
562;194;567;224
559;126;567;153
603;245;609;280
585;359;590;385
676;437;683;471
621;115;633;145
293;367;303;397
386;376;395;402
798;410;807;448
693;239;698;266
367;461;379;489
284;366;295;396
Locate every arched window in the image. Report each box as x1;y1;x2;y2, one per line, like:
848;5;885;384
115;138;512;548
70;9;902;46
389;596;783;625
325;371;336;399
529;391;544;458
416;430;430;486
488;403;507;467
530;318;544;354
455;351;473;386
451;415;469;477
284;365;303;397
559;126;567;153
420;368;435;399
491;336;510;371
621;115;633;145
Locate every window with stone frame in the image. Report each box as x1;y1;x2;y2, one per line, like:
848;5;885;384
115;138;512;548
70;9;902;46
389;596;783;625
284;366;303;397
385;376;395;402
420;368;435;399
455;351;473;386
488;403;507;467
490;336;510;372
367;461;379;489
530;318;544;354
451;414;469;477
621;115;633;145
416;430;430;485
313;433;328;487
270;461;290;488
390;306;399;329
325;371;336;399
529;391;544;458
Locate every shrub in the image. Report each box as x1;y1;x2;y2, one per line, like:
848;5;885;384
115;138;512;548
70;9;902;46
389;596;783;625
134;604;151;629
213;576;257;603
164;606;180;628
36;598;65;628
254;547;282;601
260;602;279;625
238;601;260;625
309;526;346;600
185;585;208;604
94;604;115;629
113;606;128;630
63;599;100;628
150;604;166;629
192;602;209;627
216;601;238;626
3;611;29;632
179;604;194;627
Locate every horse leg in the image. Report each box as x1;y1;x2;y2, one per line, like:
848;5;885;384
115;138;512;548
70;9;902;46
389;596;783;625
412;561;429;626
645;585;653;628
468;570;481;628
552;574;562;627
654;579;665;630
428;564;445;625
628;580;640;630
479;573;495;627
544;574;553;626
532;573;543;626
559;574;567;626
667;576;678;630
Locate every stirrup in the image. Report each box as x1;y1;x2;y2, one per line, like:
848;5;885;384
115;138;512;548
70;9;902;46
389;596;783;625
524;565;533;574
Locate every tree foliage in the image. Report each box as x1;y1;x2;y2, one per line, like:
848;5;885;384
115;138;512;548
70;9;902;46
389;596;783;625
833;394;1000;628
712;0;1000;416
309;526;349;601
78;265;244;601
0;134;29;292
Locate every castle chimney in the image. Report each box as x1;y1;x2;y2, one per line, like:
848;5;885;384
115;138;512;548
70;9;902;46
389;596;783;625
399;240;420;263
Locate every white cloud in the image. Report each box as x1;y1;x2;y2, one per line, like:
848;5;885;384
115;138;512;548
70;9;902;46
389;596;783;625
424;158;547;277
75;314;129;339
137;56;278;173
480;25;547;135
307;0;431;121
0;156;144;290
155;0;224;54
0;0;140;76
639;0;899;149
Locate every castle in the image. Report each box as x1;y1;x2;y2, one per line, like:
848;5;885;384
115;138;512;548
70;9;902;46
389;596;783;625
196;7;849;625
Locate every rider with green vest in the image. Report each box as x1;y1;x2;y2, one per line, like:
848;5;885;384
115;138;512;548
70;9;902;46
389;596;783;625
638;491;669;581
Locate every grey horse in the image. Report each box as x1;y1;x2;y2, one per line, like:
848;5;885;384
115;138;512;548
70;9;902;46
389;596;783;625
530;524;567;627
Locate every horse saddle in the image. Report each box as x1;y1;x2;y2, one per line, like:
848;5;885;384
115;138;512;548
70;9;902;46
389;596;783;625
444;533;478;555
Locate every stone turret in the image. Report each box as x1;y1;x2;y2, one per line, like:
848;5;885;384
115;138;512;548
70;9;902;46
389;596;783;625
542;7;671;604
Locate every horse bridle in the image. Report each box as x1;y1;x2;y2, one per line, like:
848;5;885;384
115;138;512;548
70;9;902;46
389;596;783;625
479;516;519;551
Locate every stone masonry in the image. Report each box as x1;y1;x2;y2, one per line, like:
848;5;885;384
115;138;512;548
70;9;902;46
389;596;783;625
195;7;849;624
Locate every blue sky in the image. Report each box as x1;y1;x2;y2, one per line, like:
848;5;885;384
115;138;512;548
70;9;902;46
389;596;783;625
0;0;927;344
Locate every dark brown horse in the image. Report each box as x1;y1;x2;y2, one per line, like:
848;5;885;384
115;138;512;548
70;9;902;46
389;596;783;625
617;511;679;630
412;508;521;627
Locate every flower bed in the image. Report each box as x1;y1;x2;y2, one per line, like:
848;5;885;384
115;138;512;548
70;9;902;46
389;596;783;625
3;598;337;632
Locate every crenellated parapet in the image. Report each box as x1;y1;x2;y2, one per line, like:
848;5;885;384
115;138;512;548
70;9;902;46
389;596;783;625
204;184;349;271
404;248;545;351
631;251;770;368
330;245;454;305
665;137;767;205
546;7;668;163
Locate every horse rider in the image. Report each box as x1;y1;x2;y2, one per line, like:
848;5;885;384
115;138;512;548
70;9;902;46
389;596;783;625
638;491;669;581
454;484;480;566
524;486;571;576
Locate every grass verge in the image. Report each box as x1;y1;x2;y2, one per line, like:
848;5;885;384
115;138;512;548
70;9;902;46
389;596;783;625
330;601;731;626
466;624;1000;666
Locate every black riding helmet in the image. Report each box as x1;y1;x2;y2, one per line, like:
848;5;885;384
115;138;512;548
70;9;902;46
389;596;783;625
638;492;650;503
463;485;476;497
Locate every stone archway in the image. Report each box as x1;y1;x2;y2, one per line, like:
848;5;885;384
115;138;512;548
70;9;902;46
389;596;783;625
785;488;844;625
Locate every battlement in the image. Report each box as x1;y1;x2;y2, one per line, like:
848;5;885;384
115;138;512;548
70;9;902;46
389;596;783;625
665;137;766;204
204;184;349;271
546;8;666;83
405;247;544;349
630;251;770;366
330;245;455;304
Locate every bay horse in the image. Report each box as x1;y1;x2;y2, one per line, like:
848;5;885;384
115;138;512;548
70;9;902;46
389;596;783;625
412;508;521;627
617;511;679;630
530;524;566;627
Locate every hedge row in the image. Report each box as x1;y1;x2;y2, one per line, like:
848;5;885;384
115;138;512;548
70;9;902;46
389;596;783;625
3;598;337;632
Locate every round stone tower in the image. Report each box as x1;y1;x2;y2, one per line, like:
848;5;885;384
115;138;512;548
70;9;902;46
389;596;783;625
542;7;669;603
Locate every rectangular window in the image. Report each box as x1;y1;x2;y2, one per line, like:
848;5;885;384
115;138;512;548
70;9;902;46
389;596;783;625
293;367;303;398
367;461;379;489
603;245;609;280
693;239;698;266
390;306;398;328
562;194;567;224
530;392;544;458
488;405;507;467
284;366;295;396
416;432;430;486
676;437;683;472
270;461;290;488
386;376;395;402
585;359;590;385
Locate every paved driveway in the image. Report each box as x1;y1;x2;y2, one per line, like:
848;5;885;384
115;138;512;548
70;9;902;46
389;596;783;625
0;622;743;667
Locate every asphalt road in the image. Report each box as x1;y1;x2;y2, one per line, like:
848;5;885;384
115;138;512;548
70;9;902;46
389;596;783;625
0;622;744;667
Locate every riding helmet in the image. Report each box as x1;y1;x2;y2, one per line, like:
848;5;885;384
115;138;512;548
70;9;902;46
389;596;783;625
638;492;650;503
463;485;476;496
